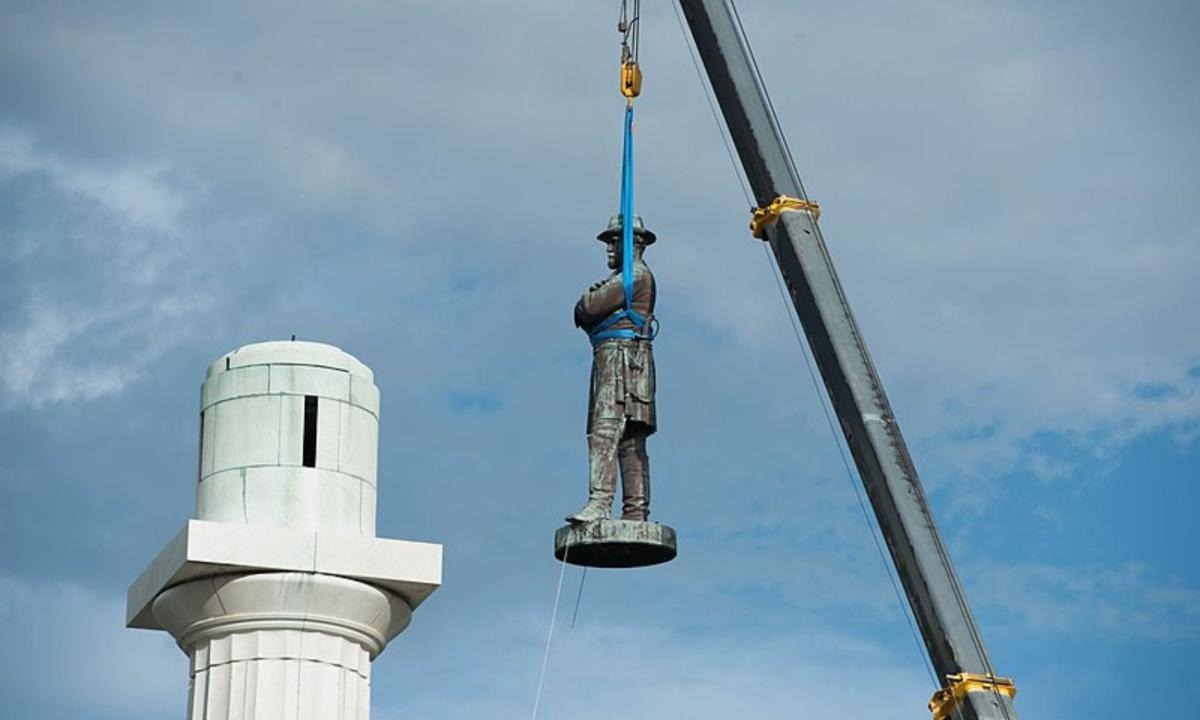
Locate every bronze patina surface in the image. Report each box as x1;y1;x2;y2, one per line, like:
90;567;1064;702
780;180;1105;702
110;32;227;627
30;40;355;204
566;216;658;525
558;217;676;568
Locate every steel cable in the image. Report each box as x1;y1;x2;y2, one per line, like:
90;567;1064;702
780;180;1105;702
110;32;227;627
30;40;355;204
675;0;940;693
726;4;1014;714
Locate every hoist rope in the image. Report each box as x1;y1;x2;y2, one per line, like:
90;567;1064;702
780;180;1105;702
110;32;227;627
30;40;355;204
674;0;940;692
531;545;569;720
619;0;642;63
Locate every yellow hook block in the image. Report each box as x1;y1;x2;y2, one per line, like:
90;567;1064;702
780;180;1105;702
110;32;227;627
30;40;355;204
621;61;643;99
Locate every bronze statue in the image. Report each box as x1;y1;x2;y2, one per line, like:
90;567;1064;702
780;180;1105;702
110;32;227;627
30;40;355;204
567;214;657;524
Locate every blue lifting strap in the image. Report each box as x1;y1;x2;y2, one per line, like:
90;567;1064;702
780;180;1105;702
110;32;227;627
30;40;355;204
589;105;652;346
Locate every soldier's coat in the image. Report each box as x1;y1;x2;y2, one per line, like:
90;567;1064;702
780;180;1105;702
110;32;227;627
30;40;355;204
574;258;658;434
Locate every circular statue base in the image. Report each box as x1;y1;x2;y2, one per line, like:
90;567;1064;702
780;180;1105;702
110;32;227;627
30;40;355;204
554;519;677;568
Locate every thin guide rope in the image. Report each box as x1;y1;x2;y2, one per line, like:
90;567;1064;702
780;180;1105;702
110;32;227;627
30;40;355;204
570;567;588;629
531;546;570;720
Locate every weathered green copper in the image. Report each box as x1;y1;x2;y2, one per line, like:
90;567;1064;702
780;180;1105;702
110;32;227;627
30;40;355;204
566;217;659;525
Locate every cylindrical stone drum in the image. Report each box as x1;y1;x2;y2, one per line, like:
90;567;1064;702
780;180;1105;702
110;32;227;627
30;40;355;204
196;341;381;536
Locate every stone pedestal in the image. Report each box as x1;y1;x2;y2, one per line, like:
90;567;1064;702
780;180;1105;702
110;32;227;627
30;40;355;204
128;342;441;720
554;519;677;568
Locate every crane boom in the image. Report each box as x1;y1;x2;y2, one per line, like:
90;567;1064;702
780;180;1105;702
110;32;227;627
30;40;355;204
675;2;1018;718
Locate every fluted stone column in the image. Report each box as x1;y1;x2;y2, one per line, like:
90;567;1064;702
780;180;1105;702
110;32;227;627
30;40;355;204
128;342;441;720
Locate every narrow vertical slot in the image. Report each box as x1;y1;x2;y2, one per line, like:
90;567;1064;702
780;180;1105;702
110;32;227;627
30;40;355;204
197;410;205;481
302;395;318;468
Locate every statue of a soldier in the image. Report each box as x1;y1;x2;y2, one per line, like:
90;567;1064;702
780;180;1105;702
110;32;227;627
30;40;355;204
567;214;658;524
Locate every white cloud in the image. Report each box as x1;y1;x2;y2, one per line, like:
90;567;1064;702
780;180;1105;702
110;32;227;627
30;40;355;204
60;163;184;235
0;292;209;407
690;0;1200;493
0;299;81;401
3;0;1195;445
972;561;1200;641
0;127;212;408
0;5;1197;717
0;126;184;234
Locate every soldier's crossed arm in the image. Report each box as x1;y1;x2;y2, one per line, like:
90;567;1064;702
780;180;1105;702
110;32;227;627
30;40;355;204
574;273;626;330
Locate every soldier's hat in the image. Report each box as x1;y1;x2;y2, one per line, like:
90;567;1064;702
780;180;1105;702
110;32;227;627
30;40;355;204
597;214;657;245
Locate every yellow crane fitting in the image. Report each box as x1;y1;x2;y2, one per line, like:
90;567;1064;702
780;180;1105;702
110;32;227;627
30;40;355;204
749;194;821;239
928;672;1017;720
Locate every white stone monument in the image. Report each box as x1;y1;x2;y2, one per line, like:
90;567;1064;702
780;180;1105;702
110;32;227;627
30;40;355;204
127;341;441;720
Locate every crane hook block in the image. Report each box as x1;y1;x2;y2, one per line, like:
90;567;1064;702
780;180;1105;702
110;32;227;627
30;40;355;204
750;195;821;239
621;61;643;99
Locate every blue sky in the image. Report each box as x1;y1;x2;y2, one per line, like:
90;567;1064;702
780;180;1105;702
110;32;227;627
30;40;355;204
1;1;1197;717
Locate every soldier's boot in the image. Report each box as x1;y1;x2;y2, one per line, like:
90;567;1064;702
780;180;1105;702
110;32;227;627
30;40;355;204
566;418;623;524
618;430;651;522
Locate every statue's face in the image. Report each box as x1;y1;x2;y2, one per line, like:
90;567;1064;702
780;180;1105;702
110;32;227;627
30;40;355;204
606;240;621;269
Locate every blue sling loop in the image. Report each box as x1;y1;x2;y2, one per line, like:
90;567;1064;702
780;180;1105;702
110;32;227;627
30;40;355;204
588;105;651;346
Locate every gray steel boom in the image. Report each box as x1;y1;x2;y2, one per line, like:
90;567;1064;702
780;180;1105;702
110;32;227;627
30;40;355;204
675;2;1018;718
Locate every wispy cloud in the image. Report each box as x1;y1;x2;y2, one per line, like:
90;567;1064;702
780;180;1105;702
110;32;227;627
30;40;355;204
0;3;1197;719
973;561;1200;641
0;127;212;408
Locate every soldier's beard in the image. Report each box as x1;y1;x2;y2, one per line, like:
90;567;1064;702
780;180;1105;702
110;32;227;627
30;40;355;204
607;246;620;269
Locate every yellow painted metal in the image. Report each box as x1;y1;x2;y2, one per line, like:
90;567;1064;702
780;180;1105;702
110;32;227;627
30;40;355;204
749;194;821;239
928;673;1017;720
621;61;643;98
